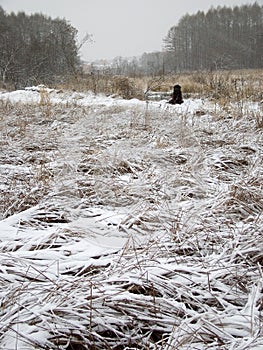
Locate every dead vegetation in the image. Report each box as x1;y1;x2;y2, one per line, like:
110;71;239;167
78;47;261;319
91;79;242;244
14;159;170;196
0;81;262;349
56;69;263;103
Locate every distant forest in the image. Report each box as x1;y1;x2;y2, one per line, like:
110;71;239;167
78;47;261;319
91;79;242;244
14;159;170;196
0;3;262;88
112;2;263;76
163;2;263;72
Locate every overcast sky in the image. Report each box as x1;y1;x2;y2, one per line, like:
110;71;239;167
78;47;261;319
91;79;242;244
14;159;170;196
1;0;262;61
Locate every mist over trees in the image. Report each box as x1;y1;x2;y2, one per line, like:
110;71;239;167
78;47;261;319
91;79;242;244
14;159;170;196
0;3;262;88
163;2;263;72
0;7;80;88
110;3;262;77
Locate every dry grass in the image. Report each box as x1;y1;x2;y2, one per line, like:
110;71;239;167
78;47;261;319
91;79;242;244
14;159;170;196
0;84;262;349
141;69;263;102
55;69;263;103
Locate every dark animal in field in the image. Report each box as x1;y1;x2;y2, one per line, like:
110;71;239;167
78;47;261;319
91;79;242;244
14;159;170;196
168;84;184;105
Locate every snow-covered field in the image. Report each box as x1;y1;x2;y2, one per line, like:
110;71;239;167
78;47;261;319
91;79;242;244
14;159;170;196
0;87;262;349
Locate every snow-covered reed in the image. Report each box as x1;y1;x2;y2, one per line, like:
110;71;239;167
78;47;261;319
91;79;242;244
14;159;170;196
0;87;262;349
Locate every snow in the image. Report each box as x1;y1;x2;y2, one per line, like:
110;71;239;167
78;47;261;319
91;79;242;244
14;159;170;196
0;86;262;349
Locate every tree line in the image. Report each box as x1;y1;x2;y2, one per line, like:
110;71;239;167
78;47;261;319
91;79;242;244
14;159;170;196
0;3;262;89
107;2;263;76
163;2;262;72
0;7;80;88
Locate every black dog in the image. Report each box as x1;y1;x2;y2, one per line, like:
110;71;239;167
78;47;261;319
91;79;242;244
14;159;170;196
168;84;184;105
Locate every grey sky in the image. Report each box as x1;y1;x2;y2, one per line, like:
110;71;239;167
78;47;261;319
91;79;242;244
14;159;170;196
1;0;262;61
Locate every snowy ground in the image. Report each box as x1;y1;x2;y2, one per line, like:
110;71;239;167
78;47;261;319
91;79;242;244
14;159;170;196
0;87;263;349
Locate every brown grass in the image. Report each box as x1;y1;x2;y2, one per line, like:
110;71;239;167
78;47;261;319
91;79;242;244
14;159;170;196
54;69;263;102
0;74;262;349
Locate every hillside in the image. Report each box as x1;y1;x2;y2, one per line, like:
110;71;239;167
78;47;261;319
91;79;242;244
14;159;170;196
0;87;262;349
